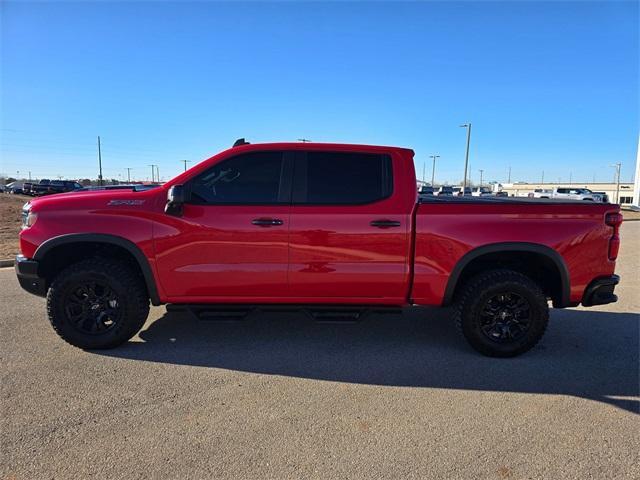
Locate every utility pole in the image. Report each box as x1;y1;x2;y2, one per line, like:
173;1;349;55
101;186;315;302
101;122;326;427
125;168;132;183
541;170;545;185
181;160;191;172
479;169;484;187
148;164;157;182
569;171;572;184
97;136;103;186
28;171;31;181
430;155;440;186
156;165;160;182
611;162;622;204
460;123;472;194
507;166;511;183
422;160;426;184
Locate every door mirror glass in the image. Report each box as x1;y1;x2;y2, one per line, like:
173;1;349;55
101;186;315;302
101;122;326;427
165;185;187;216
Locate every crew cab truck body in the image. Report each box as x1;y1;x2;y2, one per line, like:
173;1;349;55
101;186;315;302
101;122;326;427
16;142;622;357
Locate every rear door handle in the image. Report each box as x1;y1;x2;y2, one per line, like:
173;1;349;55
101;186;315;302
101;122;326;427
370;219;401;228
252;218;284;227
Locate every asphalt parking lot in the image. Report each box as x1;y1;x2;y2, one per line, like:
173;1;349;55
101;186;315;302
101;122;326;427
1;222;639;479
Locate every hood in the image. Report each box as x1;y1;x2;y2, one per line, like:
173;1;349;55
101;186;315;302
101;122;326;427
27;187;165;212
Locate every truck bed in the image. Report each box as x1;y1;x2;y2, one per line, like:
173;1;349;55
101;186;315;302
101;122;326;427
418;195;606;205
412;197;618;307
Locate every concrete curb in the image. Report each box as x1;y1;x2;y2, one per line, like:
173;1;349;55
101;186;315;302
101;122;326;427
0;259;15;268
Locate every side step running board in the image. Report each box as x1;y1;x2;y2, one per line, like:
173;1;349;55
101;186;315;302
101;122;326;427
166;304;402;324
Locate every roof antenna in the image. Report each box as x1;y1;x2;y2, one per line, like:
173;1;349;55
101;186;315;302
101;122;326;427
233;138;250;147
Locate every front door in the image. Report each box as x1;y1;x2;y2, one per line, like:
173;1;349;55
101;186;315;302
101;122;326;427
288;150;412;302
154;150;292;299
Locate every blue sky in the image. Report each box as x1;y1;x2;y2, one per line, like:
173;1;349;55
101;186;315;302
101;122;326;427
1;1;637;184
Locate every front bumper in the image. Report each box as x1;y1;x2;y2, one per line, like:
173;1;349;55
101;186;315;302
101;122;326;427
582;275;619;307
15;255;47;297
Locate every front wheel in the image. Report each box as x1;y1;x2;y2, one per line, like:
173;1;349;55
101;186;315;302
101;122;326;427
454;269;549;357
46;259;150;349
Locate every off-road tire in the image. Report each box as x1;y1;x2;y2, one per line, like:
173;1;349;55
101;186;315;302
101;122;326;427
453;269;549;357
46;258;150;349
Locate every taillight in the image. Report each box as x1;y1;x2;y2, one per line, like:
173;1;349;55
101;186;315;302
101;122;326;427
605;211;623;261
605;212;623;227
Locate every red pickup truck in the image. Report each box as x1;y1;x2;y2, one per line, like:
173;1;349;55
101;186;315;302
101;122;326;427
15;141;622;357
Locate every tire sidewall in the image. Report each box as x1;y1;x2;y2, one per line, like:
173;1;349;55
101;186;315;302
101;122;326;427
461;276;548;357
48;266;142;349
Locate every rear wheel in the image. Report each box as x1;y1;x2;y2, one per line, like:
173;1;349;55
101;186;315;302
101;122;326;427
46;259;150;349
454;269;549;357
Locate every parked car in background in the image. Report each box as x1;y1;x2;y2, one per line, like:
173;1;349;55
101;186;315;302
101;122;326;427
551;187;597;201
33;180;83;196
528;189;553;199
591;192;610;203
25;179;52;196
419;186;435;195
494;191;509;197
456;187;472;196
437;186;454;196
6;181;24;194
471;187;492;197
73;184;162;192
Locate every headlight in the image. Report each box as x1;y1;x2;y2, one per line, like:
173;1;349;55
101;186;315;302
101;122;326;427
21;204;38;229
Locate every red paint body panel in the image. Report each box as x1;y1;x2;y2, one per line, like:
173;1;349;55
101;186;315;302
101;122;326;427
287;149;416;302
18;142;620;308
412;202;617;305
153;204;291;297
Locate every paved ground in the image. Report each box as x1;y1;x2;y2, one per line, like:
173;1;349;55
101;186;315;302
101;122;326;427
1;223;638;479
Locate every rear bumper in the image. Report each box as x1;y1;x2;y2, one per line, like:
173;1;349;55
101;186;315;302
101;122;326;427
15;255;47;297
582;275;619;307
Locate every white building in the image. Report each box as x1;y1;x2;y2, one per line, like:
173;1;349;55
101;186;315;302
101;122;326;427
497;182;635;205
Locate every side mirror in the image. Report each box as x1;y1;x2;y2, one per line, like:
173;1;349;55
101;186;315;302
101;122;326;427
165;185;187;216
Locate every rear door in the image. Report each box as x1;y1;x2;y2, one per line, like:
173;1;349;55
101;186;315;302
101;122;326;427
287;150;412;302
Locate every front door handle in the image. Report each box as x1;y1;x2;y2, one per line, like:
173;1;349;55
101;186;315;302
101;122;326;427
252;218;284;227
370;219;401;228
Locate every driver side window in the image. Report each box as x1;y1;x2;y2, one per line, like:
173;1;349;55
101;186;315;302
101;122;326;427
190;151;286;204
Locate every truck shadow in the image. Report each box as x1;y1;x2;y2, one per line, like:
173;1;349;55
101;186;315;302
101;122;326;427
99;307;639;414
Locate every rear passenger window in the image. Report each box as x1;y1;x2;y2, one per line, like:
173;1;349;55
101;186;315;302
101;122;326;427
293;152;393;204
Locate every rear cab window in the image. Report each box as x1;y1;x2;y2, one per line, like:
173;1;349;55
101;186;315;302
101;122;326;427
292;151;393;205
